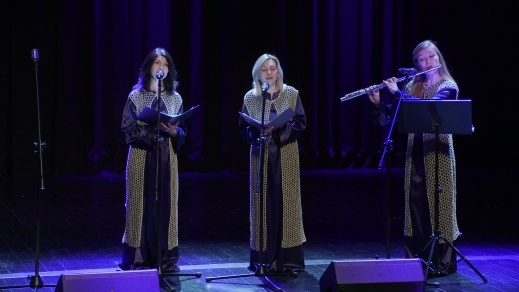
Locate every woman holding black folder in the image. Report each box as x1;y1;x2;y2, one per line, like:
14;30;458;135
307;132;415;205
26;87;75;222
239;54;307;273
119;47;186;272
368;40;460;275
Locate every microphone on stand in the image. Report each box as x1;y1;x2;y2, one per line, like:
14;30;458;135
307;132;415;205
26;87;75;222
261;82;269;92
156;69;165;80
31;49;39;63
398;68;418;75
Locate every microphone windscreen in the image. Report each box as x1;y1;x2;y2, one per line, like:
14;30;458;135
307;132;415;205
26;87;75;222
261;82;269;92
156;69;165;80
31;49;39;62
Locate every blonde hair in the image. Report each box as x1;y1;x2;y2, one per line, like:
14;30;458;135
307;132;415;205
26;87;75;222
409;40;456;96
251;54;284;96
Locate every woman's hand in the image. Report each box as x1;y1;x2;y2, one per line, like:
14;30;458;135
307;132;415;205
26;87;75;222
382;77;398;94
368;89;381;106
263;126;274;135
160;122;179;137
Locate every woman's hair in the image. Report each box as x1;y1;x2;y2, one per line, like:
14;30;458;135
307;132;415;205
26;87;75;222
409;40;456;96
251;54;284;96
133;47;178;92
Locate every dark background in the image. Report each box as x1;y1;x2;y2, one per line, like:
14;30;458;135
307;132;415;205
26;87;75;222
1;0;517;177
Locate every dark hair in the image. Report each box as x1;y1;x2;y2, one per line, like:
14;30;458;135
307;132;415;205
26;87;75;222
133;47;178;92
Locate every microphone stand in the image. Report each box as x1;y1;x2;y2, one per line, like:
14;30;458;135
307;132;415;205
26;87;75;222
0;49;56;291
153;72;201;292
154;71;169;291
378;74;409;260
205;83;297;292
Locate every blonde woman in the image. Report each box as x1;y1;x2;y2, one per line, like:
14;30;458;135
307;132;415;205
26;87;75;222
239;54;307;273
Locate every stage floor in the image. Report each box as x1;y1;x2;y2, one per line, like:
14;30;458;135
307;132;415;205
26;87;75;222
1;168;518;291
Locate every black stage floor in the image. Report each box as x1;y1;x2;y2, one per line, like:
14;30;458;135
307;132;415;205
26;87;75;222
1;167;518;291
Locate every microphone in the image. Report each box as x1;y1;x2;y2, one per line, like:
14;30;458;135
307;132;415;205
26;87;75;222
31;49;39;63
398;68;417;75
261;82;269;92
156;69;165;80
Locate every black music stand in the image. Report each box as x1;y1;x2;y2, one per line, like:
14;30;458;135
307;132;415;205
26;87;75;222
398;99;487;285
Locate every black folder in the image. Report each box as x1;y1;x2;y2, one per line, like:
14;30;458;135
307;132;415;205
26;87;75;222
138;105;199;126
239;108;296;129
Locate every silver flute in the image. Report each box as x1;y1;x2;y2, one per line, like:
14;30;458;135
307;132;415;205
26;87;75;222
340;65;441;102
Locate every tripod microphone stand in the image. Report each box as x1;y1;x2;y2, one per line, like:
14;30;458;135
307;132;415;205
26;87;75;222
398;99;487;286
153;70;201;292
205;82;297;292
0;49;57;291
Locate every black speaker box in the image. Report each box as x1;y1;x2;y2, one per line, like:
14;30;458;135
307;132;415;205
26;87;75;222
54;269;160;292
319;258;424;292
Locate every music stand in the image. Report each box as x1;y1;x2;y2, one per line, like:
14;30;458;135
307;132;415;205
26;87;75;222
398;99;487;285
398;99;473;135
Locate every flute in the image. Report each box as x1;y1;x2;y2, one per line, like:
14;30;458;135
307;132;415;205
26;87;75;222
340;65;441;102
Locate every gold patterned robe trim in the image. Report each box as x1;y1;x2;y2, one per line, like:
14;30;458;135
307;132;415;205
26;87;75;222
122;89;182;250
403;78;460;242
244;85;306;250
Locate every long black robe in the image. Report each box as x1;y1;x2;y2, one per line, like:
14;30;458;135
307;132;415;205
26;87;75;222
239;86;306;272
373;78;459;275
119;89;186;272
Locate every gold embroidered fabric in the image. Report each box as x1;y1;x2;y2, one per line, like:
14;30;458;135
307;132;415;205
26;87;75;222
244;85;306;250
403;78;460;242
122;90;182;250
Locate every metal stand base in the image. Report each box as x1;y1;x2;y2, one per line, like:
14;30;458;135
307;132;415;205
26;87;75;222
420;232;487;286
205;265;298;292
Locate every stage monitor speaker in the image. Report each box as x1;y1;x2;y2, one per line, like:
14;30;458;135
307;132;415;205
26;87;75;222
54;269;160;292
319;258;424;292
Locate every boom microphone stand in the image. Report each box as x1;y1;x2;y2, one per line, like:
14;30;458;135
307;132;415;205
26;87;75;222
153;70;201;292
205;82;297;292
0;49;57;291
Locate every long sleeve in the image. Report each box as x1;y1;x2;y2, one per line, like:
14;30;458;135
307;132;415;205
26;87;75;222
239;93;306;147
274;94;306;147
122;95;187;152
121;99;156;151
239;103;261;147
171;105;187;153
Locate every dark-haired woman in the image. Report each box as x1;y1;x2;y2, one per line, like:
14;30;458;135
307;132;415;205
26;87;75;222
119;48;185;272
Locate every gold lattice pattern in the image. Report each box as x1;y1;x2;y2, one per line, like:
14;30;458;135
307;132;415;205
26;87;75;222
244;85;306;251
403;78;460;242
122;90;182;250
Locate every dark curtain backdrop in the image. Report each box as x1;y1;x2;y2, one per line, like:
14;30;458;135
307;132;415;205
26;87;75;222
1;0;518;177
